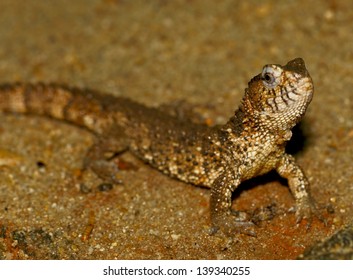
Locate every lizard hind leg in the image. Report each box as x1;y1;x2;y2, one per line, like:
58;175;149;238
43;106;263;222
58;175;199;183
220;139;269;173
83;129;129;184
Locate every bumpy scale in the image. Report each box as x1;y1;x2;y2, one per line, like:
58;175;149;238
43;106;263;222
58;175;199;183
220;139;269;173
0;58;319;235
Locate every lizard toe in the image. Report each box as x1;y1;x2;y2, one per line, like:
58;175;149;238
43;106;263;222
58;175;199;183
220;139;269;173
295;199;327;229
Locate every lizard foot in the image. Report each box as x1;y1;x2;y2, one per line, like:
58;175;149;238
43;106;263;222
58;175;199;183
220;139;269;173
294;198;327;229
85;159;123;184
210;212;256;237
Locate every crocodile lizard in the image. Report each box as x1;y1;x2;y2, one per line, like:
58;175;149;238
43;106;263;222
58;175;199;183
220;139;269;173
0;58;319;235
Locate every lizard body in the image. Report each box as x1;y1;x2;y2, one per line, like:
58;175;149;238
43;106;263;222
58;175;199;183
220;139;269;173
0;58;318;235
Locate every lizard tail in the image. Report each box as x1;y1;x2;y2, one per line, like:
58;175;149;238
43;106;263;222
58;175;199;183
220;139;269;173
0;82;111;133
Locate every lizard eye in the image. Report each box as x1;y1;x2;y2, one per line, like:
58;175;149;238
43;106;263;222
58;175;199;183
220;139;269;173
261;66;281;88
263;73;274;83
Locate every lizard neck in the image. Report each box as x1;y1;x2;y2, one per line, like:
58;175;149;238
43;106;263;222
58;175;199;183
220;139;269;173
219;99;294;146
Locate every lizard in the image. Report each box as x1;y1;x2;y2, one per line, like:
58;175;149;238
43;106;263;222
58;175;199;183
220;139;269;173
0;58;319;236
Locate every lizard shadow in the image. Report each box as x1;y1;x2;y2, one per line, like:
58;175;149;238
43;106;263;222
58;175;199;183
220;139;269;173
285;121;311;155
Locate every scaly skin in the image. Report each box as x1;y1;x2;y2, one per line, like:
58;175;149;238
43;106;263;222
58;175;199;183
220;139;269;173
0;58;319;235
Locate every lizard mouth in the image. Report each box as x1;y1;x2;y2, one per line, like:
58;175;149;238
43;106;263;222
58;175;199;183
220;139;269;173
261;59;313;114
265;76;313;114
281;76;313;106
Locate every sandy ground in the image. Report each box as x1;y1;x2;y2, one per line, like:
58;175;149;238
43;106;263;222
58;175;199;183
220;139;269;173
0;0;352;259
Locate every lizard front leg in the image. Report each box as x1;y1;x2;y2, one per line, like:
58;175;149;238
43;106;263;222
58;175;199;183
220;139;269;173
276;154;321;226
210;169;255;236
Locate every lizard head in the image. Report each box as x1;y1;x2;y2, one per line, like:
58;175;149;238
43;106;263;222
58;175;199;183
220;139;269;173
243;58;313;131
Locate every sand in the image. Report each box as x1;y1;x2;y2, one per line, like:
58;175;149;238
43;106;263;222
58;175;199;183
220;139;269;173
0;0;352;259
